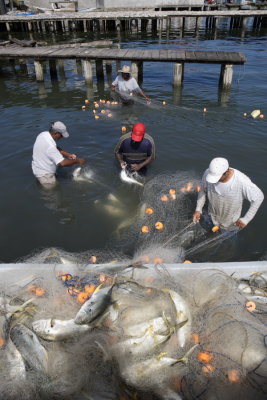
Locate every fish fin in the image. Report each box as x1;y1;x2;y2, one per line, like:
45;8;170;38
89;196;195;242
94;284;103;294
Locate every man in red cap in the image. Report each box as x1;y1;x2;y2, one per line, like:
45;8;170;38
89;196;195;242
114;123;155;173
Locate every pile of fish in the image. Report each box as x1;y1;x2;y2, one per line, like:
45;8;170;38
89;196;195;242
0;267;267;400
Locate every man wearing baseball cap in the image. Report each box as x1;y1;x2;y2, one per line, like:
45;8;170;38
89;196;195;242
111;65;151;104
32;121;86;188
114;122;155;173
193;157;264;230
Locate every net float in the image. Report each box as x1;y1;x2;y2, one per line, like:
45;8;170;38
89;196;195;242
141;225;150;233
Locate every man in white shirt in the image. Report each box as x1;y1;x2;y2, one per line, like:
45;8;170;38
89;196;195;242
111;65;151;104
193;157;264;230
32;121;85;188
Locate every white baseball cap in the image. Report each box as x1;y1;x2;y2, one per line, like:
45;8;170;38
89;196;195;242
51;121;69;138
206;158;229;183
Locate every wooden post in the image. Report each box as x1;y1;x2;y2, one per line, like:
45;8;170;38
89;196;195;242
76;59;83;76
219;64;233;88
95;59;104;80
34;60;44;82
49;59;58;80
152;18;157;32
173;63;184;86
83;20;87;32
116;60;121;72
6;22;10;32
19;59;28;74
131;61;138;80
82;60;93;85
105;61;113;86
57;59;65;81
28;22;32;32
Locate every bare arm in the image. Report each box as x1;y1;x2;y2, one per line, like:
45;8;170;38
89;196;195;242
59;158;86;167
59;149;77;159
131;156;154;172
115;152;126;168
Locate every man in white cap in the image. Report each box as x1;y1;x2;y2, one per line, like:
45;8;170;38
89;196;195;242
193;157;264;230
111;65;151;104
32;121;86;188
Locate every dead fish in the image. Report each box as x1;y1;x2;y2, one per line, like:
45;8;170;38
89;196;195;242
249;271;267;289
120;168;144;187
32;318;91;341
5;339;26;380
73;167;93;182
74;284;113;325
122;315;171;338
162;288;191;348
10;323;48;373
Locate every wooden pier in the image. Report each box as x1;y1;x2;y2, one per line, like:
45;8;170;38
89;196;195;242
0;10;267;34
0;46;246;89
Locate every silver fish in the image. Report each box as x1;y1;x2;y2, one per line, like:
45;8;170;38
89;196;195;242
162;288;191;348
32;318;91;341
73;167;93;182
10;323;48;372
120;169;144;187
74;285;113;325
5;339;26;380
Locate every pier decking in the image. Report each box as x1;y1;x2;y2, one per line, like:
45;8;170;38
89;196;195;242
0;10;267;33
0;46;246;88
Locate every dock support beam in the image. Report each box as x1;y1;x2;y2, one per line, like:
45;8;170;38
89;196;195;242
34;60;44;82
82;60;93;85
49;59;58;80
219;64;233;88
173;63;184;86
105;61;113;86
131;61;143;84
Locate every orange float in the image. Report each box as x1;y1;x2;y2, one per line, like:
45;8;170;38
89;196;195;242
61;273;72;281
107;113;113;117
202;364;215;375
85;284;95;294
212;226;220;232
82;105;86;110
154;257;164;264
161;195;169;202
227;369;241;383
77;292;89;303
155;222;164;230
191;333;200;344
121;126;127;132
85;99;89;104
27;284;37;294
0;337;5;348
101;109;106;114
145;207;154;215
183;260;192;264
141;225;150;233
35;287;46;297
195;186;201;192
90;255;97;264
246;301;256;311
197;352;213;363
95;115;100;120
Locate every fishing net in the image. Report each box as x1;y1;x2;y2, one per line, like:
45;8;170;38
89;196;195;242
0;259;266;400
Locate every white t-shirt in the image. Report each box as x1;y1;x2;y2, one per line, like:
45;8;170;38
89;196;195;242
112;75;141;93
32;131;64;177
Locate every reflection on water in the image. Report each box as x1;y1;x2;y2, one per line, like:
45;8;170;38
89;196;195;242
0;24;267;262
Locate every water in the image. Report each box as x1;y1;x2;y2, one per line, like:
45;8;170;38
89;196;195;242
0;21;267;263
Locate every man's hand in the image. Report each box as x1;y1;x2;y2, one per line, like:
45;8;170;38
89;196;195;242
120;161;127;169
78;158;86;165
111;86;116;91
193;211;202;223
131;163;141;172
146;98;151;104
235;219;246;229
69;153;77;160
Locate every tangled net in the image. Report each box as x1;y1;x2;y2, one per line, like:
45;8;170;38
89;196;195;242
0;256;266;400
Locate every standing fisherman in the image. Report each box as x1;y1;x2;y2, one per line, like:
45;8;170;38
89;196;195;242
111;65;151;104
32;121;85;188
114;123;155;174
193;157;264;230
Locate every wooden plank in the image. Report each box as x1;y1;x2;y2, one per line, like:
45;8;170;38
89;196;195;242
150;50;160;60
194;51;219;63
185;51;197;62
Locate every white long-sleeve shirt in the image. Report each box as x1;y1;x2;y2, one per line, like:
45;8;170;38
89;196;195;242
196;168;264;229
112;75;141;94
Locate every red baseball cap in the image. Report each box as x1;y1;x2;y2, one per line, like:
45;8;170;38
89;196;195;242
131;123;146;142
